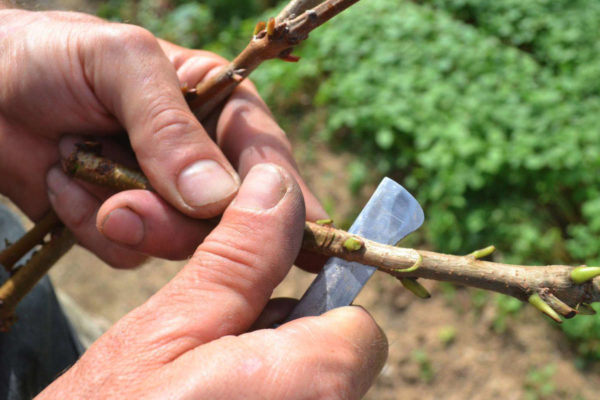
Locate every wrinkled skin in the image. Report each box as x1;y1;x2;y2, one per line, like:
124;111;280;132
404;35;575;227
0;8;388;399
0;8;327;267
38;164;388;399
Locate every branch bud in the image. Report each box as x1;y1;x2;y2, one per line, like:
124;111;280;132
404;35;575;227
343;237;363;251
399;278;431;299
528;293;562;323
570;266;600;284
254;21;266;36
393;252;422;274
267;17;276;37
468;245;496;260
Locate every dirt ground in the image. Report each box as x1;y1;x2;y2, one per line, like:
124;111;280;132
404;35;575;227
6;1;600;398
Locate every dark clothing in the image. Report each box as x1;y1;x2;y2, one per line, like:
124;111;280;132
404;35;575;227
0;205;82;399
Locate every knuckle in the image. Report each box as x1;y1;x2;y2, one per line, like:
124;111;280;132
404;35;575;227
192;240;269;292
310;347;365;399
206;222;279;277
149;103;196;140
184;222;281;297
100;23;159;55
130;96;199;158
47;10;104;24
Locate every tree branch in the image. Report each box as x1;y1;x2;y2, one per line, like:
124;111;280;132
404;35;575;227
62;142;151;191
187;0;360;121
62;149;600;323
0;226;75;331
303;222;599;315
276;0;325;23
0;210;61;272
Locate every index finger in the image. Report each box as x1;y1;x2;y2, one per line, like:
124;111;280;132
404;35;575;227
83;24;240;218
161;44;328;224
169;49;329;270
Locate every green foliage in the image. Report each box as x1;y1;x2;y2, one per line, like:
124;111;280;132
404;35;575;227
437;325;457;346
246;0;600;358
492;294;523;333
524;364;557;400
561;303;600;361
411;348;435;383
97;0;277;49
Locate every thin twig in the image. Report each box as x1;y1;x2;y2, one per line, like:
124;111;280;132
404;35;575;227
64;150;600;323
304;222;599;313
0;210;61;272
0;226;75;331
188;0;360;120
276;0;325;23
62;143;151;191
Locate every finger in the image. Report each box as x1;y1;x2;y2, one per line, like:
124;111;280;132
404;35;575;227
0;124;57;220
167;49;228;91
153;306;388;400
59;135;217;259
104;163;305;364
218;83;327;220
82;24;240;218
46;166;146;268
249;297;299;330
59;136;217;259
173;54;327;222
97;190;215;260
172;53;328;271
217;83;329;271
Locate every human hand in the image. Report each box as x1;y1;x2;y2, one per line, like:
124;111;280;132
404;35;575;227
0;9;327;268
36;164;387;399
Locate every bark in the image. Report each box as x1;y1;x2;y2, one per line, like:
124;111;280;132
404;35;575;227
60;150;600;323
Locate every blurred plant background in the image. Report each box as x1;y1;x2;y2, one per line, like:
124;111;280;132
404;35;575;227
12;0;600;394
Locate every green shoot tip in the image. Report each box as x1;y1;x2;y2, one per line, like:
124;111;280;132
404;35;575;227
468;245;496;260
400;278;431;299
343;237;363;252
571;266;600;284
528;293;562;323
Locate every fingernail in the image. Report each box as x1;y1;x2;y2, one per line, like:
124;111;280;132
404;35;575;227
100;208;144;246
177;160;239;208
46;167;67;204
234;164;287;211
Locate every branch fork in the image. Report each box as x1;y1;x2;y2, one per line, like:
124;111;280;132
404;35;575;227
187;0;360;120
